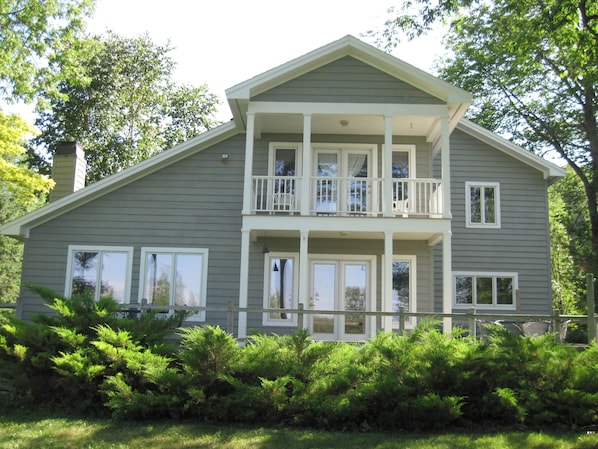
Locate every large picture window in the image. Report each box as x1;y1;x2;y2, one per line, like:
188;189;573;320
139;247;208;321
454;272;517;309
263;253;298;326
65;246;133;303
465;182;501;228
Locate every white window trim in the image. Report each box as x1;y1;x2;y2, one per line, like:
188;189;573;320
138;247;209;321
383;255;417;329
465;181;501;229
268;142;303;177
382;144;417;178
65;245;134;302
308;254;377;341
453;271;518;310
262;252;299;327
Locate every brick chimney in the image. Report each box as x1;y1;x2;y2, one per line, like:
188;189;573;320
49;141;86;202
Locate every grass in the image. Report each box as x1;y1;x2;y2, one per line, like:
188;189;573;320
1;409;597;449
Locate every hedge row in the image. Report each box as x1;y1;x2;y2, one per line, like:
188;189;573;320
1;288;597;430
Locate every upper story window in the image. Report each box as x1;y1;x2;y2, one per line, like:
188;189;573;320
454;272;517;309
466;182;501;228
65;245;133;303
139;247;208;321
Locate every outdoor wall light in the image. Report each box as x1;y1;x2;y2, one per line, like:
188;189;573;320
220;154;229;163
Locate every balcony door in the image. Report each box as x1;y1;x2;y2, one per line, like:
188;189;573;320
268;144;301;211
314;146;373;214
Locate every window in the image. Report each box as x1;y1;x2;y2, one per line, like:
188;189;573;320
263;253;298;326
465;182;500;228
139;247;208;321
454;272;517;309
65;245;133;303
391;256;416;328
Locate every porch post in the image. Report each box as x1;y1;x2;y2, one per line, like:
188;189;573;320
383;231;394;331
442;230;453;332
242;112;256;215
440;115;451;219
238;228;251;341
298;230;309;329
301;114;312;216
383;115;393;217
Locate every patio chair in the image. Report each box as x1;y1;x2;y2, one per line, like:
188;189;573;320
494;320;524;336
520;320;551;337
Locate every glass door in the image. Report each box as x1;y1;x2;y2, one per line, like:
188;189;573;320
310;259;370;341
315;151;339;214
344;151;370;214
310;262;337;338
342;263;367;339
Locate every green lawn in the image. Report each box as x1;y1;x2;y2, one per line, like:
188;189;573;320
1;409;597;449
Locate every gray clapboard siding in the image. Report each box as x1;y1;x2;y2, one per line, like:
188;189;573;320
19;135;247;323
253;57;444;104
435;128;553;314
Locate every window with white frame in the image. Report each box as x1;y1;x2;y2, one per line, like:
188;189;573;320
465;182;501;228
65;245;133;303
139;247;208;321
454;272;517;309
263;253;298;326
391;256;416;328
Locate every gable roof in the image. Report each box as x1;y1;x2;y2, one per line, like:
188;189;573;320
0;121;238;238
456;119;566;184
226;35;473;132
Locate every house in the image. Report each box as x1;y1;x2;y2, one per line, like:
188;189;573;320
1;36;565;341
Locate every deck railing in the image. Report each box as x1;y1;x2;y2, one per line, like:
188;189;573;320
251;176;443;216
120;303;597;345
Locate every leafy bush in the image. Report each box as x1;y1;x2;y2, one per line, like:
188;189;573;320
1;295;597;430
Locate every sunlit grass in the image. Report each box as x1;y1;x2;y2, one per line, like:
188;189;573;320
1;409;597;449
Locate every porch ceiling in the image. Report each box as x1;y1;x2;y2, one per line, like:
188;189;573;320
255;113;438;139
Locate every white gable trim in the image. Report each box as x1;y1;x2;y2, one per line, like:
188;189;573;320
456;119;565;183
0;121;239;238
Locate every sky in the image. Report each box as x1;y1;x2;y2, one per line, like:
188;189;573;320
84;0;445;121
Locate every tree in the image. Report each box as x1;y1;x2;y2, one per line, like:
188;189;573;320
549;169;587;314
377;0;598;288
32;32;220;183
0;0;95;102
0;111;54;302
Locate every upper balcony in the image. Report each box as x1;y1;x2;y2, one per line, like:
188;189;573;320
251;176;443;217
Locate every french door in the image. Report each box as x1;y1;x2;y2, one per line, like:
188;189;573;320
314;148;372;214
310;258;373;341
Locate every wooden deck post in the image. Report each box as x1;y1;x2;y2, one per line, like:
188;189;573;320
298;303;304;331
469;307;476;338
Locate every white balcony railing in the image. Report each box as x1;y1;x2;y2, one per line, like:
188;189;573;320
251;176;443;217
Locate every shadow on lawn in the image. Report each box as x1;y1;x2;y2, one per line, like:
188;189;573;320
1;409;597;449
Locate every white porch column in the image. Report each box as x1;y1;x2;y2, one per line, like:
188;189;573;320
442;230;453;332
238;228;251;341
383;115;393;217
440;115;451;219
298;230;309;329
383;231;394;331
301;114;312;216
242;112;256;215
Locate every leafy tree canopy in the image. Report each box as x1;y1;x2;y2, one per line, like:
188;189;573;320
0;0;95;103
0;111;54;302
32;32;220;183
376;0;598;278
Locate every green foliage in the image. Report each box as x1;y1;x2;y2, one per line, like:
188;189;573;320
2;302;598;430
32;32;220;183
0;0;95;102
